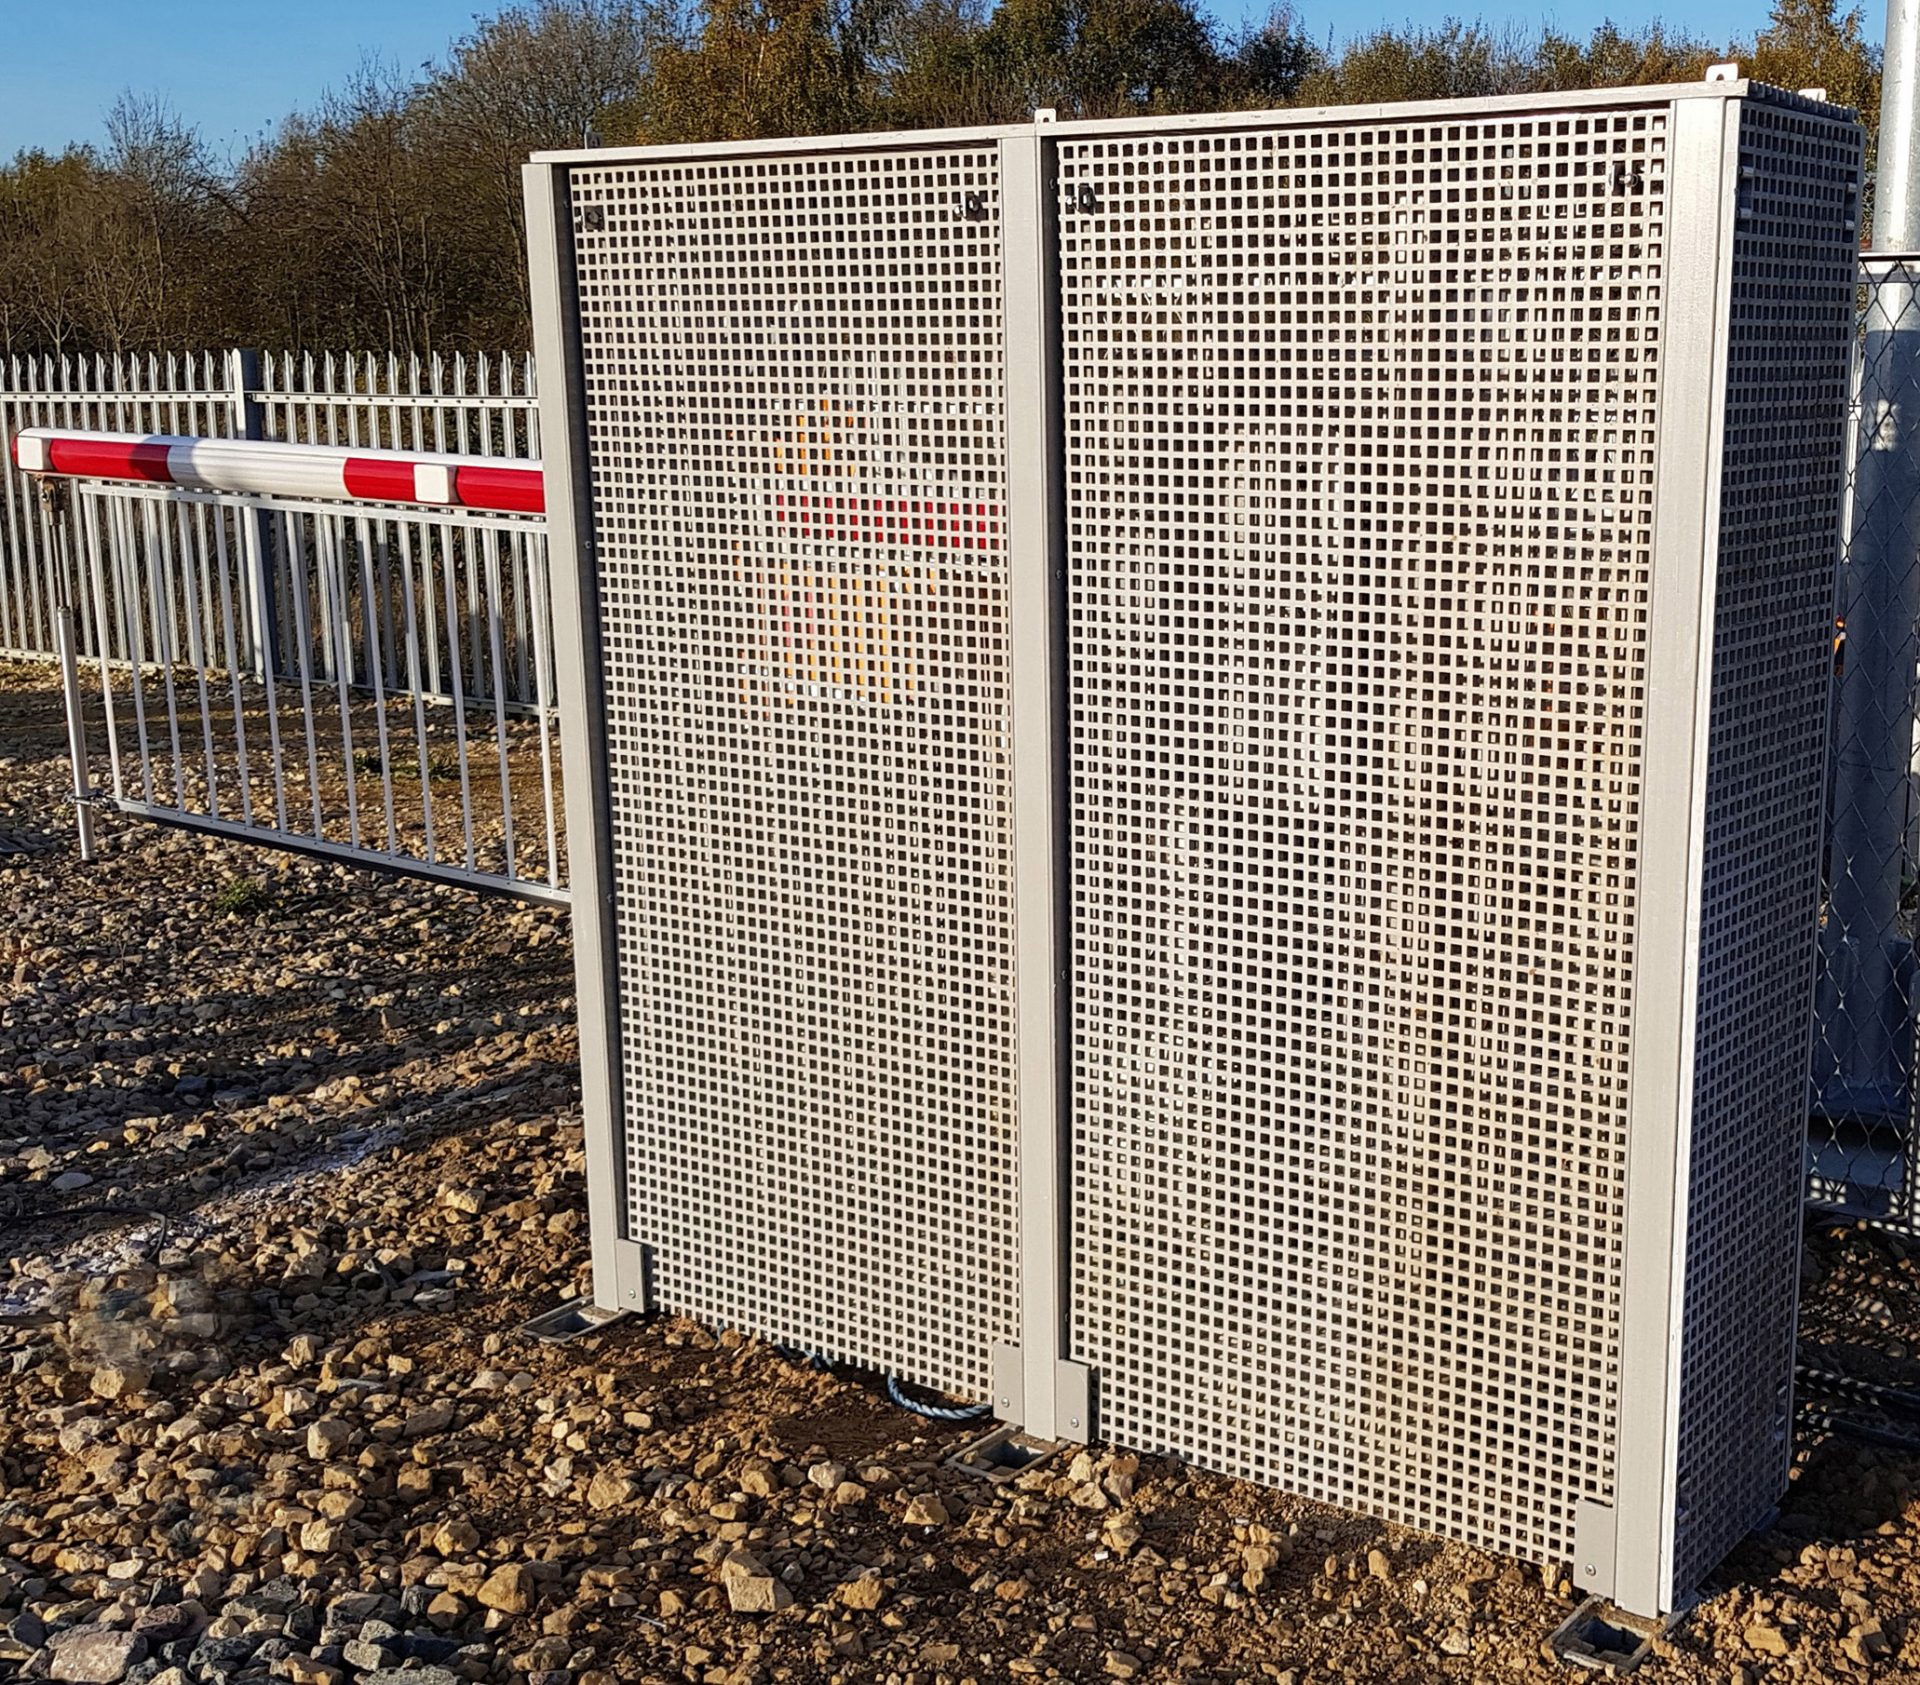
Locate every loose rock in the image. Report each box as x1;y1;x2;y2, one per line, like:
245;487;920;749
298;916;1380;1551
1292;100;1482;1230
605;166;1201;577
477;1563;537;1616
720;1549;793;1613
49;1627;146;1684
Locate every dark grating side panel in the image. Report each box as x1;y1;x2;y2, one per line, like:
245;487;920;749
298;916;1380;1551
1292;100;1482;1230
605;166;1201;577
1062;108;1668;1565
566;147;1019;1397
1669;94;1861;1598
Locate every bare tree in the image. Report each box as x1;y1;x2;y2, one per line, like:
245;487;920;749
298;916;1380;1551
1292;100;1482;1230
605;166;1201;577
0;149;98;361
77;95;223;353
423;0;669;318
0;0;1888;359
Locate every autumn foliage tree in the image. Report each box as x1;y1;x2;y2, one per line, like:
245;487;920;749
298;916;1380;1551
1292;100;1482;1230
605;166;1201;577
0;0;1885;361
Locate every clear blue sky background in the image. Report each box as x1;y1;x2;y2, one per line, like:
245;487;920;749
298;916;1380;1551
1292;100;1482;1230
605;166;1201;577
0;0;1855;164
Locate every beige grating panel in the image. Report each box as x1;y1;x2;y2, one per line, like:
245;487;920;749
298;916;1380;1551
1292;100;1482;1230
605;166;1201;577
566;146;1018;1396
1061;109;1670;1564
1669;95;1861;1596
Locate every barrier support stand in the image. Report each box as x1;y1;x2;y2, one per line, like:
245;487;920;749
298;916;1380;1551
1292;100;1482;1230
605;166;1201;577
39;477;96;863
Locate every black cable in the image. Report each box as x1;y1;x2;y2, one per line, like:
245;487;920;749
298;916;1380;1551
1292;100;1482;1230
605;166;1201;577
1797;1362;1920;1420
1799;1401;1920;1455
886;1373;991;1422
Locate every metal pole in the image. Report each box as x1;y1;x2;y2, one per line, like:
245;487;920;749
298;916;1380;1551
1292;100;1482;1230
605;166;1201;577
55;603;96;862
1879;0;1920;251
228;349;279;682
1819;5;1920;1123
40;479;96;862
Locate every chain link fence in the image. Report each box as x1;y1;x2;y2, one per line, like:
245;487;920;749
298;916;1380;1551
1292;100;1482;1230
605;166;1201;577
1815;257;1920;1224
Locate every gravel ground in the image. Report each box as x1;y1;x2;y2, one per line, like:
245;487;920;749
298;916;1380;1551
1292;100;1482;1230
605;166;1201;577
3;653;1920;1685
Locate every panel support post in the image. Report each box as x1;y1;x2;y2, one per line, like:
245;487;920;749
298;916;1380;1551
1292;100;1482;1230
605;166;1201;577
998;128;1090;1443
523;159;645;1316
226;349;278;681
1610;93;1741;1620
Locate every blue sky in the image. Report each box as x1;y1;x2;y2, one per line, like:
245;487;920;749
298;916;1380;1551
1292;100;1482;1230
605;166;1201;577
0;0;1851;163
0;1;481;163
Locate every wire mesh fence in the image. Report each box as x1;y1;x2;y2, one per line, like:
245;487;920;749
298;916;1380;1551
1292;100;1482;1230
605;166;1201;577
1815;257;1920;1225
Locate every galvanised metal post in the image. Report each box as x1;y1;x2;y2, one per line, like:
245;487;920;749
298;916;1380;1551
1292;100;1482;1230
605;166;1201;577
227;349;280;683
1822;0;1920;1121
1880;0;1920;249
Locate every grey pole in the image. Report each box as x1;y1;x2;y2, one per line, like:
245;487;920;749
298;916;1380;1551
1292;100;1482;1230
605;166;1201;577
227;349;279;681
1820;2;1920;1125
1879;0;1920;249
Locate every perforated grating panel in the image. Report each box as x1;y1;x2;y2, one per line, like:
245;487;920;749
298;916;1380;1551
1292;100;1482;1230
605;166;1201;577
565;145;1017;1396
541;87;1858;1600
1061;108;1672;1565
1669;95;1861;1596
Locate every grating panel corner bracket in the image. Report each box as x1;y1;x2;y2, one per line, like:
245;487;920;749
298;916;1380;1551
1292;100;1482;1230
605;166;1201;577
991;1341;1023;1422
991;1342;1095;1443
1054;1358;1094;1443
610;1238;653;1314
1574;1500;1619;1602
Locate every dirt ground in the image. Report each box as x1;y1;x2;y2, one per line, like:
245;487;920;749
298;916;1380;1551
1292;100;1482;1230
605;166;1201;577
3;653;1919;1685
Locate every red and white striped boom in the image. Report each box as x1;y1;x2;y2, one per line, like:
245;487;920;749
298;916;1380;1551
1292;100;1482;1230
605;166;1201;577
9;428;545;516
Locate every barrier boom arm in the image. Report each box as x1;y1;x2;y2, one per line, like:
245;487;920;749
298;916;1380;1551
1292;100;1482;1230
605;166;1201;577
9;427;545;517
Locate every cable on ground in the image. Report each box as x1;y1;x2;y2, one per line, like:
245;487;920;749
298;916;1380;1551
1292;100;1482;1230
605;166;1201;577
886;1372;992;1421
1798;1401;1920;1455
0;1190;172;1261
1797;1362;1920;1420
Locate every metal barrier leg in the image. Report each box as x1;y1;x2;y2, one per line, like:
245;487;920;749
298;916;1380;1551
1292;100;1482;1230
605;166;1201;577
42;482;97;864
228;349;279;682
54;603;96;863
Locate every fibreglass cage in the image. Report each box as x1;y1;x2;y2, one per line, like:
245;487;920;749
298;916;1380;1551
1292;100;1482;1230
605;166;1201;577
525;77;1861;1616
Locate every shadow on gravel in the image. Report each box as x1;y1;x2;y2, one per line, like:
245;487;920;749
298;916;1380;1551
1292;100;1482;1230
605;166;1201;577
2;659;580;1277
